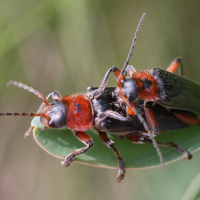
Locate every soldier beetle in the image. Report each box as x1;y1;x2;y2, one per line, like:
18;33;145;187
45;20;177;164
1;13;197;182
0;81;195;181
95;13;200;145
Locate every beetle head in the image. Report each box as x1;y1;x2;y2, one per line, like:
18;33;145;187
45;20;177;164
40;91;66;129
120;77;138;101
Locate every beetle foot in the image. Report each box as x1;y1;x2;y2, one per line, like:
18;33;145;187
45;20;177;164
24;125;35;139
117;158;126;182
183;151;193;160
24;131;31;139
61;154;75;167
117;169;126;182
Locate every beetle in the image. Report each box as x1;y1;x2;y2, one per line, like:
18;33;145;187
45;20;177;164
1;13;166;181
90;13;166;168
1;13;198;182
0;81;194;182
94;13;200;139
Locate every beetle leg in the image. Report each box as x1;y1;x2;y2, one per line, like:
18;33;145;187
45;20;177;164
171;110;200;126
119;132;148;139
166;57;183;76
127;103;136;118
127;135;147;144
144;105;159;136
24;92;52;138
99;131;126;182
98;110;129;122
88;66;123;99
95;110;130;130
125;101;164;170
61;131;93;167
141;137;192;160
24;126;35;139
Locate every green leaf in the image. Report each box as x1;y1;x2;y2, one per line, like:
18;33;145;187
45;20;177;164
32;117;200;169
182;170;200;200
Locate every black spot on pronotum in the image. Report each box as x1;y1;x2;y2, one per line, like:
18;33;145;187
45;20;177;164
74;103;81;108
140;79;152;90
75;107;81;114
74;103;82;114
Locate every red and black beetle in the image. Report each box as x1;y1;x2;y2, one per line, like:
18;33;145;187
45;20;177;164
0;81;194;182
95;13;200;139
1;13;198;182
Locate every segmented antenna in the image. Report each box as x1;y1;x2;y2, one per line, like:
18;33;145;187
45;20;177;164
0;112;48;121
120;13;164;170
0;112;48;132
0;113;42;117
121;13;146;75
7;81;49;106
126;101;165;171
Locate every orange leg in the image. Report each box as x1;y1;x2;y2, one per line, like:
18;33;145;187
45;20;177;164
127;135;146;143
127;103;136;118
172;110;200;126
127;101;159;136
145;106;159;136
61;131;93;167
166;57;183;75
99;132;126;182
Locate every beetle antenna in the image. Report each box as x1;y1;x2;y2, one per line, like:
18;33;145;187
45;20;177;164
0;112;46;117
127;100;165;171
121;13;146;75
0;112;48;125
7;81;49;106
116;13;164;170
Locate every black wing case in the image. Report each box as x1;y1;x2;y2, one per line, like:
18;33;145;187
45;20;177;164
151;68;200;115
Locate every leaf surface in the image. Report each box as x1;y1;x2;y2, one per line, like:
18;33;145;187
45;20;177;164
32;117;200;169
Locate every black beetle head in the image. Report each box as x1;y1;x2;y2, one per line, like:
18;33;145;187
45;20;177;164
48;100;66;128
121;78;138;101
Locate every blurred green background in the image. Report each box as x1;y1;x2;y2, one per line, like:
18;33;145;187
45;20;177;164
0;0;200;200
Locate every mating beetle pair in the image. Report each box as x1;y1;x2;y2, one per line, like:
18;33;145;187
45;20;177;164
1;13;200;182
2;81;195;181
